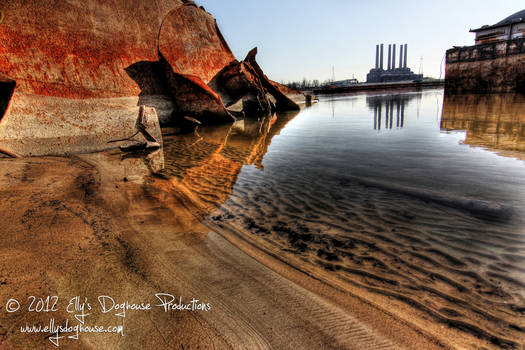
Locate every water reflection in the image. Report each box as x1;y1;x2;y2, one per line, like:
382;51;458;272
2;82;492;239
366;93;421;130
159;111;299;213
155;91;525;348
441;93;525;160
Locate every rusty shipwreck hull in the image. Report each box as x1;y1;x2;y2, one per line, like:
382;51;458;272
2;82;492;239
0;0;302;156
0;0;185;156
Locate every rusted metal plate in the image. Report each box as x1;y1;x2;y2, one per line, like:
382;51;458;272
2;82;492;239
0;95;163;156
0;72;16;121
0;0;302;155
159;3;235;84
0;0;182;98
0;0;178;155
161;57;235;124
244;48;300;111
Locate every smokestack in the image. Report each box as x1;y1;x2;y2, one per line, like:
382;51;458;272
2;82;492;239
404;44;408;68
380;44;384;70
375;45;379;69
392;44;396;70
399;45;403;69
387;44;392;70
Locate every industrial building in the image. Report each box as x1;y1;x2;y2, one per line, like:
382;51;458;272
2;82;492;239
445;9;525;93
470;9;525;45
366;44;422;83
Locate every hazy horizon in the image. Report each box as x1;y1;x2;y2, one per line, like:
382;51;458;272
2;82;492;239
197;0;524;83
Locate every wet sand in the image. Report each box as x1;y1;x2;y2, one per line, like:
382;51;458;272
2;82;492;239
156;101;525;350
2;92;524;349
206;183;525;349
0;152;445;349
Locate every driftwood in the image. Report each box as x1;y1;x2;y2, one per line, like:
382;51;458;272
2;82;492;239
0;147;18;158
136;105;159;143
119;141;160;152
184;116;201;125
110;105;161;151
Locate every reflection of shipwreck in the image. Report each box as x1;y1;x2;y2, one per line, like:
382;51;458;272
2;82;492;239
366;93;421;130
159;111;299;215
441;93;525;159
0;0;303;157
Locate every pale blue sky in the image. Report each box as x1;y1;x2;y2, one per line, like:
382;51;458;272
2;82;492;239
197;0;523;83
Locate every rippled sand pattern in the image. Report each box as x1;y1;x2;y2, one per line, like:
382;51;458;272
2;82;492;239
206;167;525;348
159;94;525;349
159;115;286;213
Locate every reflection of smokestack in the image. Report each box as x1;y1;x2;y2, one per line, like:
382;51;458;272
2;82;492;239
396;101;400;127
389;102;394;129
378;103;382;130
387;44;392;70
392;44;396;70
404;44;408;69
385;101;389;128
401;102;405;127
399;45;403;69
380;44;384;70
375;45;379;69
374;105;377;129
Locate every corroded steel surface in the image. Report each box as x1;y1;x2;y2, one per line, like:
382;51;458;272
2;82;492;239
0;0;241;154
209;59;273;114
244;48;300;111
160;52;235;124
159;2;235;84
0;0;302;155
0;0;182;98
0;72;15;121
0;97;163;156
0;0;188;155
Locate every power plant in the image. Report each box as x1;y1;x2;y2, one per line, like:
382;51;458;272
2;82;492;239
366;44;422;83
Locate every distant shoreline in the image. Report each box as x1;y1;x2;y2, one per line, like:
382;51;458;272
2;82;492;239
310;79;444;94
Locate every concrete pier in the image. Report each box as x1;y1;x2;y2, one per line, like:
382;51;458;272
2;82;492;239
445;38;525;93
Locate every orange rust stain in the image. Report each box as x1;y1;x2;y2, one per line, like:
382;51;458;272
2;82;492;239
182;74;221;101
0;0;240;122
159;5;235;83
0;1;179;99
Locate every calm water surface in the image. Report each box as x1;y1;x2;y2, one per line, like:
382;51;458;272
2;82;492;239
160;89;525;347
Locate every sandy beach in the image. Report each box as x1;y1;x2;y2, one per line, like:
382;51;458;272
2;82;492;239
0;151;449;349
2;1;525;349
1;90;525;349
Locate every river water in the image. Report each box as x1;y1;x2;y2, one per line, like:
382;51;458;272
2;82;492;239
159;89;525;348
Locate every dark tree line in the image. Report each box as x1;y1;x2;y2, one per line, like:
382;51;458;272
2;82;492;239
283;78;333;90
